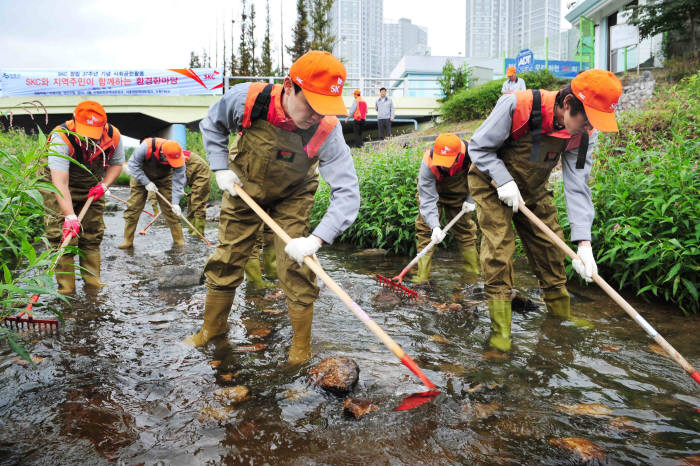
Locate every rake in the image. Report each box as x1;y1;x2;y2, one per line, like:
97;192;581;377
376;206;470;300
3;196;95;330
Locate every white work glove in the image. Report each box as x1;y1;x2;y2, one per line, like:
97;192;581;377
431;226;446;243
215;169;242;197
145;182;157;193
497;180;523;213
461;200;476;213
285;235;322;265
572;244;597;282
171;204;182;217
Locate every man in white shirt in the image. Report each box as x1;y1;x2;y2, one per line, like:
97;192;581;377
501;66;526;94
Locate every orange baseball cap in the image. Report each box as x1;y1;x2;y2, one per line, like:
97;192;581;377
506;66;516;77
432;133;465;167
289;50;348;116
73;100;107;139
353;89;361;96
161;140;185;168
571;69;622;133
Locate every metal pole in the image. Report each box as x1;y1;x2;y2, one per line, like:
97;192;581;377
624;46;628;73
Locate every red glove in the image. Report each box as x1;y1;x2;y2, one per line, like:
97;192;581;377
62;215;80;241
88;183;107;201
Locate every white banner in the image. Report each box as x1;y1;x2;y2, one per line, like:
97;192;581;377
610;24;639;50
0;68;223;97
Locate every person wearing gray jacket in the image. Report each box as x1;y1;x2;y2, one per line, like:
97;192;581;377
467;69;623;352
375;87;395;139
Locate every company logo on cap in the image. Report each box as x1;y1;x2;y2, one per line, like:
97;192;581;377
578;92;586;100
337;77;343;85
296;76;304;85
440;146;453;155
330;84;340;94
86;115;100;125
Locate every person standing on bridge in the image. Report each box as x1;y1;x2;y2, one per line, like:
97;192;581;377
412;133;480;284
185;51;360;366
468;69;622;352
346;89;367;147
183;149;211;236
118;138;186;249
42;101;125;293
375;87;394;140
502;66;526;94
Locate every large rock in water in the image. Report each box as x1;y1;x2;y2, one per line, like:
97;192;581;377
158;266;203;288
309;357;359;394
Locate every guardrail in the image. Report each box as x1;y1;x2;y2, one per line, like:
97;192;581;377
223;76;443;97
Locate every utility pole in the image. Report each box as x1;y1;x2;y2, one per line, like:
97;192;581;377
280;0;285;74
223;10;227;75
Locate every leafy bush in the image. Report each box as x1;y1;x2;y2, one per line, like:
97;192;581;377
311;141;424;256
438;60;474;102
0;128;68;360
441;69;565;122
554;72;700;314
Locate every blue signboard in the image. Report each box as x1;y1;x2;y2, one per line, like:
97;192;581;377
504;58;588;79
515;49;534;72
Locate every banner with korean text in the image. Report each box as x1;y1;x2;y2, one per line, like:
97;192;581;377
0;68;223;97
504;59;588;79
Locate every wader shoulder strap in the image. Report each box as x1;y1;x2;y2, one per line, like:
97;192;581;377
576;131;588;169
241;83;275;129
57;122;82;158
528;89;542;163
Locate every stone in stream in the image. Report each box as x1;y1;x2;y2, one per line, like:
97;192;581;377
157;266;203;289
206;204;221;221
372;288;402;307
344;398;378;419
248;328;271;339
12;356;45;367
350;248;387;257
309;357;360;394
511;290;540;314
555;403;612;418
235;343;267;352
549;437;605;463
199;405;234;422
213;385;250;404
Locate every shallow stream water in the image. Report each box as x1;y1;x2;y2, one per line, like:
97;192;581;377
1;186;698;465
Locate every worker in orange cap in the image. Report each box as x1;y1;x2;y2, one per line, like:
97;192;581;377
502;66;526;94
346;89;367;147
185;51;360;366
42;100;124;293
412;133;479;284
118;138;186;249
469;69;623;351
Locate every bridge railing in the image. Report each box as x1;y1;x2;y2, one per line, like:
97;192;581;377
223;76;443;98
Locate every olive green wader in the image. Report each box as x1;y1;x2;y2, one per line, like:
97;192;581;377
41;159;107;293
468;131;580;351
119;163;184;248
185;152;211;236
413;167;479;283
186;119;320;364
244;224;278;288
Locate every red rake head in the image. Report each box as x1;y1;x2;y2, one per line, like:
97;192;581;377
375;274;418;300
3;315;59;331
393;390;441;411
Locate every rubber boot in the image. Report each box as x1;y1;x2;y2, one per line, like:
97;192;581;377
411;255;432;284
460;246;480;274
80;249;106;288
262;246;278;279
544;288;594;329
170;223;185;247
151;200;159;215
118;221;137;249
488;300;512;352
184;291;235;347
55;254;76;295
244;259;275;289
288;302;313;364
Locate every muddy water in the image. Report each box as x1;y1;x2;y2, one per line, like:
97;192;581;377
1;186;698;465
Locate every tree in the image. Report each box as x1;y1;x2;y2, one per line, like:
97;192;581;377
438;60;474;102
627;0;700;59
309;0;335;52
248;2;258;75
189;51;202;68
237;0;252;75
260;0;274;76
287;0;310;62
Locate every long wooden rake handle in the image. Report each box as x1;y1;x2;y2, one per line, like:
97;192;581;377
107;192;155;217
517;200;700;386
393;206;470;282
233;183;437;390
153;190;211;246
24;196;95;315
